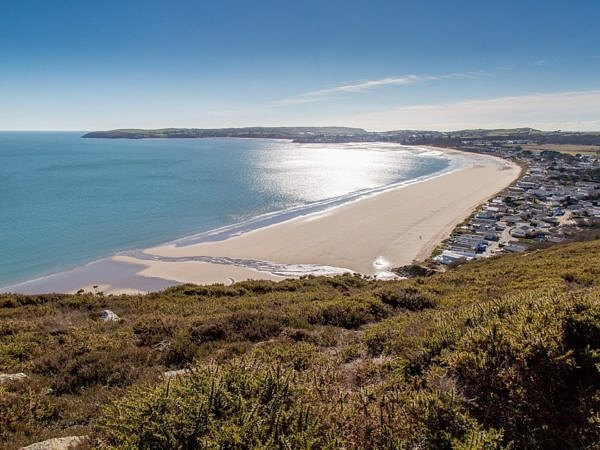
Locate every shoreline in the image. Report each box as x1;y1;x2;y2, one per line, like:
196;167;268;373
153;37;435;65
134;149;519;278
1;146;520;294
148;145;463;249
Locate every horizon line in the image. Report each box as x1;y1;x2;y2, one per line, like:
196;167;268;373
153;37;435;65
1;126;599;133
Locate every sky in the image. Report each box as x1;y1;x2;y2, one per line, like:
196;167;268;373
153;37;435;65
1;0;599;131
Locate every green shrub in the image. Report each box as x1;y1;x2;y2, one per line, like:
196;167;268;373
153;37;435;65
377;286;437;310
34;347;148;395
310;297;388;329
160;330;198;368
444;291;600;448
98;360;325;449
133;317;177;346
0;383;61;444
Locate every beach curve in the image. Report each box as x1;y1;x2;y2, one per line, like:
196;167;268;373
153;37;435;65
1;146;521;294
112;147;520;289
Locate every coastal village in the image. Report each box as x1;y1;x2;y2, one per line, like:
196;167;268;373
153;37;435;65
433;145;600;265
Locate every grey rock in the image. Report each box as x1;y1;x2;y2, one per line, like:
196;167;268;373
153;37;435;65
100;309;120;322
163;369;189;379
20;435;87;450
153;339;171;352
0;372;27;384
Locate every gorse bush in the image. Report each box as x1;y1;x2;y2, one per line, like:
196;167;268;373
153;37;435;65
442;291;600;447
99;361;325;449
1;241;600;448
377;286;437;310
310;296;389;329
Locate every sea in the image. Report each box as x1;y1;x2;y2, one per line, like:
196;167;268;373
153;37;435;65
0;132;468;289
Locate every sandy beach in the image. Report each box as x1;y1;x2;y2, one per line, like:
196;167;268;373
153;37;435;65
2;147;520;295
109;148;520;290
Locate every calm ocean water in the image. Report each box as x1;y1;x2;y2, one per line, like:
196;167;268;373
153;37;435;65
0;132;458;287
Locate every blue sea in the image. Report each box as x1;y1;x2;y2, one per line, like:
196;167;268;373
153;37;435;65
0;132;462;288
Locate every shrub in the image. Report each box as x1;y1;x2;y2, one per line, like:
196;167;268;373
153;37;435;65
311;297;388;329
377;287;437;311
190;310;286;344
98;360;325;449
0;382;61;444
35;348;147;395
160;330;198;368
444;291;600;448
133;317;177;346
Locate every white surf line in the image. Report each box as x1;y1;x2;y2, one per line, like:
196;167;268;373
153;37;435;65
167;147;471;248
123;250;353;278
372;255;400;280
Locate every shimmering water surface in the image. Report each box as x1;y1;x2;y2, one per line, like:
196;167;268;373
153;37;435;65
0;132;459;287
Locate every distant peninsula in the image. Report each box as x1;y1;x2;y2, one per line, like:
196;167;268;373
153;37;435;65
82;127;369;142
82;127;600;146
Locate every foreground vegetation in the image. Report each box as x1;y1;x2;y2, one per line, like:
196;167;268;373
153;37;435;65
1;240;600;448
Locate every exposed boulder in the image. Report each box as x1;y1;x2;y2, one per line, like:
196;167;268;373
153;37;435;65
153;339;170;352
163;369;189;379
392;263;440;278
0;372;27;384
20;435;87;450
100;309;120;322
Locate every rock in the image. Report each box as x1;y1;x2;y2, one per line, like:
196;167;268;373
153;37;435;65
163;369;189;379
20;435;87;450
153;339;171;352
0;372;27;384
392;263;439;278
100;309;120;322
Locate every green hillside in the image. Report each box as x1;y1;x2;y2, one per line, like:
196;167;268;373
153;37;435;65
82;127;600;146
1;241;600;449
82;127;369;139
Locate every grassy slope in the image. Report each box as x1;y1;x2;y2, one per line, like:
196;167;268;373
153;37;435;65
1;240;599;449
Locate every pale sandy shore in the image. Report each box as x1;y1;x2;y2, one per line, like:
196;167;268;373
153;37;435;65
109;148;520;290
2;147;520;295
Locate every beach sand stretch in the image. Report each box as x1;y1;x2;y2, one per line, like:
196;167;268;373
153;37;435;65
4;147;520;295
113;147;520;291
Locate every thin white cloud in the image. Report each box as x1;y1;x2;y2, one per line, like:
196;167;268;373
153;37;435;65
278;72;481;105
306;75;422;95
342;90;600;131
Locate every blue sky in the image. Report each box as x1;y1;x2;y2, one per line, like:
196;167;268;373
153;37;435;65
1;0;599;131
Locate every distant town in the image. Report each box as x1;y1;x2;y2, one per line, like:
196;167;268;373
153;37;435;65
433;142;599;265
